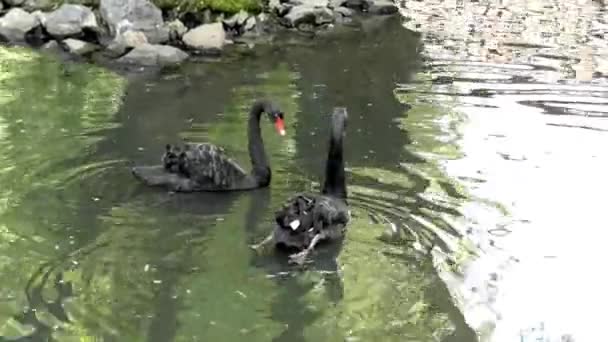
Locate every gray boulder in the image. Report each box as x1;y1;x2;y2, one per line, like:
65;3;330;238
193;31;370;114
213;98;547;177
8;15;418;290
182;23;227;52
117;43;188;66
282;6;334;27
43;4;99;38
100;0;169;44
62;38;98;55
367;0;398;14
0;8;39;42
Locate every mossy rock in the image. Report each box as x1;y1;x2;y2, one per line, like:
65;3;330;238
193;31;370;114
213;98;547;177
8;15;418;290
153;0;262;14
51;0;262;15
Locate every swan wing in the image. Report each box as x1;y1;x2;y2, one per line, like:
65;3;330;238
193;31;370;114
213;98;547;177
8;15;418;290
181;143;248;188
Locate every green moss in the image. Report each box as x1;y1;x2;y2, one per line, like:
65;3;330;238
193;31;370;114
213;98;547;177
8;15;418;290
153;0;262;14
52;0;262;15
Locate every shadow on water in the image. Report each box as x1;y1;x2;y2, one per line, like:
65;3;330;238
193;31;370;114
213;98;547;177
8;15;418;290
0;14;478;342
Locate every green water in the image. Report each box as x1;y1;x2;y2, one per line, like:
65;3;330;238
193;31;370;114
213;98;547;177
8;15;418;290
0;16;479;342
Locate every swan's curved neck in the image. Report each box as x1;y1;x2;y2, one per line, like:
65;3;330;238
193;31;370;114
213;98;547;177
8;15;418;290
248;101;271;185
322;124;346;199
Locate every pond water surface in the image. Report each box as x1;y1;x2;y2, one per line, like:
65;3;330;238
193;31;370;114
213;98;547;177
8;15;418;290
0;2;607;341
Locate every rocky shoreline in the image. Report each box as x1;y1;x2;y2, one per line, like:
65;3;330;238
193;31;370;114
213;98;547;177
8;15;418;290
0;0;399;68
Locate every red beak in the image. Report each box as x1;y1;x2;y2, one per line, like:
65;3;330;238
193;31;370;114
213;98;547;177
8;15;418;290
274;118;286;136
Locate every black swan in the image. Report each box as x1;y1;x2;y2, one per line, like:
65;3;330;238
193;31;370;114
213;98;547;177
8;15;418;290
131;100;286;192
252;107;350;265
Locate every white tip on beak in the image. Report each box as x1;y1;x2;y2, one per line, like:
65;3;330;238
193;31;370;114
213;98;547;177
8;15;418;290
279;129;286;136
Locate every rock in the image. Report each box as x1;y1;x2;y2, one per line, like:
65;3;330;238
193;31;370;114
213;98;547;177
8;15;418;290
31;11;47;26
62;38;98;55
0;8;39;42
104;39;128;57
333;6;354;24
182;23;227;52
335;6;354;16
41;40;60;51
23;0;54;11
342;0;368;9
100;0;169;44
117;43;188;66
269;0;292;16
167;19;187;41
103;30;147;57
0;2;3;11
43;4;99;38
122;30;148;47
282;6;334;27
367;0;398;14
223;10;250;28
329;0;347;8
289;0;328;6
243;16;256;32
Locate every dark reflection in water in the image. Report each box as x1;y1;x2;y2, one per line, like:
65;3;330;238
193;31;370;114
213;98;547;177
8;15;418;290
0;15;475;342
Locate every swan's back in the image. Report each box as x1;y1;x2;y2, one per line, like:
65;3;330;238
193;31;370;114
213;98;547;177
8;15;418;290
275;193;349;236
180;143;248;189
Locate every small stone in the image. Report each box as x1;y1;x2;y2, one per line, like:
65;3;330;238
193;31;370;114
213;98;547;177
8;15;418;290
367;0;398;15
342;0;367;9
329;0;347;8
117;43;188;66
167;19;187;41
289;0;328;6
335;6;354;17
62;38;98;55
223;10;250;28
41;40;60;51
282;6;334;27
182;22;227;52
0;8;39;42
243;16;256;31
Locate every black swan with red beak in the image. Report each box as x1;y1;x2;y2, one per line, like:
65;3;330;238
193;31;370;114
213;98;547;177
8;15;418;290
252;107;350;265
131;100;286;192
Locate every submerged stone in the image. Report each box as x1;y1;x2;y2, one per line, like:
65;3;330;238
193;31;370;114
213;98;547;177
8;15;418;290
117;43;188;66
62;38;98;55
282;6;335;27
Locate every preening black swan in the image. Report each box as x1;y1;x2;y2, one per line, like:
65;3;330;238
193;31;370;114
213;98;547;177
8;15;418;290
252;107;350;265
131;100;286;192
